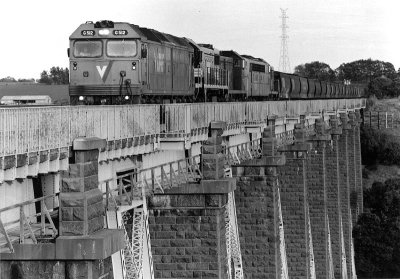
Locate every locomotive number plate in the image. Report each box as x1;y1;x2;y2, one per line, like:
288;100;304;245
81;30;95;36
113;30;128;36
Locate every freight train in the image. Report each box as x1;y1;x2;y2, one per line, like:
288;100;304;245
68;20;363;105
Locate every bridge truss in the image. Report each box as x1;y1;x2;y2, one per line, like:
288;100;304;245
225;168;244;279
105;172;154;279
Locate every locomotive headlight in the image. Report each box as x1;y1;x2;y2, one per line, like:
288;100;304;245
73;62;77;71
124;96;130;100
79;96;84;101
132;62;136;70
99;29;110;36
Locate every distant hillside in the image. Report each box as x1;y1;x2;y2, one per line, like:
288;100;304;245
0;83;69;105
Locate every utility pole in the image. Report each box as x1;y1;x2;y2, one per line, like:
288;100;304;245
279;8;291;73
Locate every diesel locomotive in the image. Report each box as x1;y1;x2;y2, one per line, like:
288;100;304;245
68;20;363;105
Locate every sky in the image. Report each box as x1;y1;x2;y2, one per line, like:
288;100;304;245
1;0;399;80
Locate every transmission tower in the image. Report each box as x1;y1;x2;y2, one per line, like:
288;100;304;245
279;8;291;73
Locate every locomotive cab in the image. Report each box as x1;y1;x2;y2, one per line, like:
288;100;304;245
69;20;194;105
69;20;143;104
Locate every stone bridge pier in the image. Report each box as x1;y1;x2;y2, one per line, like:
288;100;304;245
148;122;236;278
229;110;363;279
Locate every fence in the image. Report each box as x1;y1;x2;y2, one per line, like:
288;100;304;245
0;193;58;252
363;111;399;129
0;99;364;158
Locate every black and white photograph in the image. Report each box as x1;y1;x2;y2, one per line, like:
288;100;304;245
0;1;399;278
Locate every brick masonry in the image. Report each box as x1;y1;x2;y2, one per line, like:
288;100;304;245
0;257;113;279
338;113;352;279
347;112;357;226
148;122;230;279
233;167;277;279
148;194;228;279
326;131;342;278
278;152;308;279
59;151;104;236
307;140;328;279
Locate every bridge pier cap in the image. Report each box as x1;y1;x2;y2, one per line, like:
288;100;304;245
73;137;107;151
208;121;227;137
72;137;106;163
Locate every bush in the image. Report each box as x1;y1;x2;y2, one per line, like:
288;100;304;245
355;180;400;276
366;95;377;109
366;77;400;99
361;126;400;166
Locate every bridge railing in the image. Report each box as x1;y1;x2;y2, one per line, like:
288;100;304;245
163;103;247;134
0;105;160;157
0;193;58;253
0;100;365;158
139;155;202;193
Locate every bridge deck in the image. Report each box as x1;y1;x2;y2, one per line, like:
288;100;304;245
0;99;364;183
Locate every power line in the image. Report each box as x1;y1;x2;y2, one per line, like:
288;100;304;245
279;8;291;73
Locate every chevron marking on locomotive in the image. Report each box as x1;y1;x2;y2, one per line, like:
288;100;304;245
97;65;107;79
96;61;114;82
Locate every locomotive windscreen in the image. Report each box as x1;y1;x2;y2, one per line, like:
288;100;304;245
107;40;137;57
74;40;102;57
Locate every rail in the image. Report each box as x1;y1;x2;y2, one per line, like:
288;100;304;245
0;193;58;253
0;99;364;158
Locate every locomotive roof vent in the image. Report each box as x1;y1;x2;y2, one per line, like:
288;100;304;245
198;44;214;50
94;20;114;28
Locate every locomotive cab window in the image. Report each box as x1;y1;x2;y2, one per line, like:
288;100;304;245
107;40;137;57
73;40;102;57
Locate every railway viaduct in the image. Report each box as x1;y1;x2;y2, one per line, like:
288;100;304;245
0;98;365;279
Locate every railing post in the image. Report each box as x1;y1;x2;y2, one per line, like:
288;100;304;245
151;168;155;192
41;200;45;235
118;177;123;199
130;173;135;201
106;181;110;210
377;111;380;129
169;163;173;186
19;206;24;244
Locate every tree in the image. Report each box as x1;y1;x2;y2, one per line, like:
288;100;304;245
49;66;69;84
39;70;52;84
17;78;35;82
294;61;336;81
354;180;400;276
336;59;397;84
0;76;17;82
38;67;69;84
360;126;400;166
